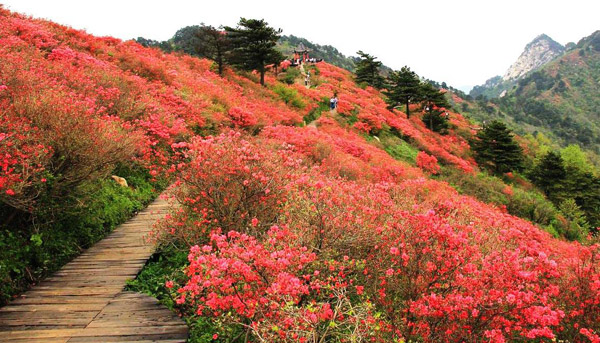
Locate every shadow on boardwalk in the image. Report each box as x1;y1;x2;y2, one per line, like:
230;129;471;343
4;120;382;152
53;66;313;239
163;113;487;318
0;196;188;343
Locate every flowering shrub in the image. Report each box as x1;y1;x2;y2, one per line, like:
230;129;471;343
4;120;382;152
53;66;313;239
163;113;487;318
154;131;295;246
416;151;440;174
176;226;379;342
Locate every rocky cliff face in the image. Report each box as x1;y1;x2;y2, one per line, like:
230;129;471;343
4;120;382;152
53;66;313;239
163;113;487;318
470;34;564;98
502;34;564;81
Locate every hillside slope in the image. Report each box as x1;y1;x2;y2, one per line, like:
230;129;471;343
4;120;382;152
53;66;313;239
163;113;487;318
1;7;600;343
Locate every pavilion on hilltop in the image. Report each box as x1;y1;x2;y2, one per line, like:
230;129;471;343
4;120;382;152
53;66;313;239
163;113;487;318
293;43;311;62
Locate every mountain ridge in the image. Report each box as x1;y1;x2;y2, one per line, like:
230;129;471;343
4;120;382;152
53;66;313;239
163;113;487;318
470;33;565;98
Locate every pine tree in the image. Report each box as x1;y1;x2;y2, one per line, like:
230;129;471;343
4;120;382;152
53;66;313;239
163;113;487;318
224;18;284;86
383;66;421;118
420;82;450;133
354;51;385;89
471;120;524;175
529;151;567;202
193;25;232;75
558;198;590;241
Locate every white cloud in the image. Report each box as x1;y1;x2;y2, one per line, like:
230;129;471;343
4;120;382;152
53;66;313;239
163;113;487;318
2;0;598;91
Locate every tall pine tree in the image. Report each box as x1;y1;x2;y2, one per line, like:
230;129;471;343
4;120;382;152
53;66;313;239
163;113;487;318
354;51;385;89
193;25;232;75
529;151;567;202
420;82;450;133
224;18;284;86
471;120;523;175
384;66;421;118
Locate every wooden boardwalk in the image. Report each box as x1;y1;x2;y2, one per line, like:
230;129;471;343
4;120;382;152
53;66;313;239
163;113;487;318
0;196;188;343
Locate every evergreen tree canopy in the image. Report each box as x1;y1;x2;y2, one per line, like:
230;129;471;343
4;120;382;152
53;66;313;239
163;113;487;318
471;120;524;175
383;66;421;118
135;37;173;52
420;82;450;111
422;110;450;134
171;25;203;55
529;151;567;201
562;166;600;228
224;18;284;85
354;50;385;89
420;82;450;133
558;198;590;241
192;25;232;75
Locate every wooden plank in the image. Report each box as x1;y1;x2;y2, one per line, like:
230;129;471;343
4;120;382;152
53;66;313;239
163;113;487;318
0;338;70;343
2;326;187;339
67;337;186;343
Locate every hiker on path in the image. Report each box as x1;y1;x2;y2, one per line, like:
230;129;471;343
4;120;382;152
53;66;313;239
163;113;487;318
330;93;338;111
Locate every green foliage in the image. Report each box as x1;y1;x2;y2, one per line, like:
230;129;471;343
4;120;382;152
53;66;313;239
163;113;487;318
422;109;450;134
224;18;284;86
272;84;305;109
558;198;590;241
562;166;600;228
189;25;232;75
384;66;421;118
528;148;600;229
439;167;560;233
354;50;385;89
420;82;450;110
303;97;330;124
278;67;301;85
172;25;204;55
135;37;173;52
507;187;559;230
471;120;524;175
0;164;163;305
561;145;596;175
529;151;567;200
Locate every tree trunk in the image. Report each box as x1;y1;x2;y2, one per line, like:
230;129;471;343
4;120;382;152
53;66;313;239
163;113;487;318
429;112;434;131
260;69;265;86
406;100;410;119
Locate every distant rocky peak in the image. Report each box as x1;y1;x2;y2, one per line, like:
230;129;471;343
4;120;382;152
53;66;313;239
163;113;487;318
502;34;564;82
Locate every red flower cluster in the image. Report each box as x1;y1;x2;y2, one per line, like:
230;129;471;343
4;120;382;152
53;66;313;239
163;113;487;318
416;151;440;174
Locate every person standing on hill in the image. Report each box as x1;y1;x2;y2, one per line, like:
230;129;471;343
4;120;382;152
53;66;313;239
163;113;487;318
330;93;338;111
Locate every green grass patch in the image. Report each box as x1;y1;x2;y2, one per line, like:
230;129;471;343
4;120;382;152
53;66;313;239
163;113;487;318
272;84;305;109
303;97;330;124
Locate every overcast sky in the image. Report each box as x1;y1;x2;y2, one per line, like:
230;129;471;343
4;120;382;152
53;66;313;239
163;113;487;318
2;0;599;92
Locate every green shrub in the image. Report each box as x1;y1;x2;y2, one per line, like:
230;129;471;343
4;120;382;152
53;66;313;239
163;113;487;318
303;97;330;124
272;84;305;109
439;167;561;236
278;67;301;85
